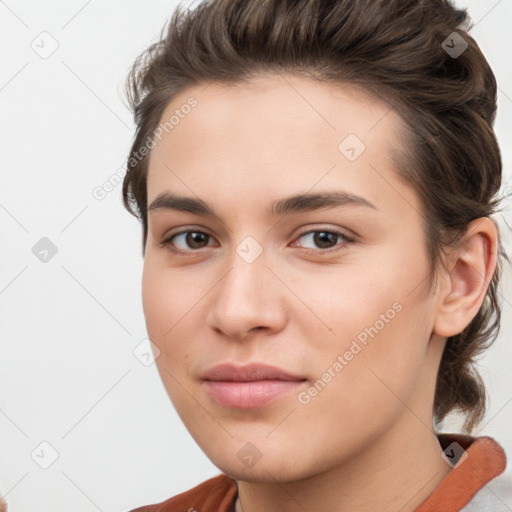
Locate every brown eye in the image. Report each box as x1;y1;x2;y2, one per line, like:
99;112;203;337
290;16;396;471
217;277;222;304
295;229;353;252
160;230;214;254
313;231;338;249
182;232;210;249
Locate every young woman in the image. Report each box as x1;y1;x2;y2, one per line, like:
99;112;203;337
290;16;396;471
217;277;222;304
121;0;509;510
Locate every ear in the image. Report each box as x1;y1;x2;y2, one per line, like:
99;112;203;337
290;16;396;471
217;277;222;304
433;217;498;338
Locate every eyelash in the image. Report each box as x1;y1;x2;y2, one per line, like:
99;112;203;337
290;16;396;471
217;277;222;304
158;228;355;256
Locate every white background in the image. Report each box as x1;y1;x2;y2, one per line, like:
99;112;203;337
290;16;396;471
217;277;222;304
1;1;511;511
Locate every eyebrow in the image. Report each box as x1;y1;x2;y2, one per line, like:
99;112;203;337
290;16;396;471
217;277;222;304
147;190;377;219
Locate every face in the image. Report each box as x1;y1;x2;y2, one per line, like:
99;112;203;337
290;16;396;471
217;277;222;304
142;74;446;482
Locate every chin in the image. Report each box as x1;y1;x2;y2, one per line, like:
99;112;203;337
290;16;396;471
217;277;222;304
207;447;319;484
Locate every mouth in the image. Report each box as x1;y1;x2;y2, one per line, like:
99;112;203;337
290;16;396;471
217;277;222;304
201;363;308;409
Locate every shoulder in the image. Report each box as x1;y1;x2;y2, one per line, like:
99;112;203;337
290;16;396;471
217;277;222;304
417;434;510;511
461;468;512;511
128;474;238;512
460;436;511;511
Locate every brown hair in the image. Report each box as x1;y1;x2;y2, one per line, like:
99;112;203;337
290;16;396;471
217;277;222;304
122;0;506;432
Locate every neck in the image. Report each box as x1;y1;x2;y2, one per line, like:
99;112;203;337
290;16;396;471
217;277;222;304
235;419;451;512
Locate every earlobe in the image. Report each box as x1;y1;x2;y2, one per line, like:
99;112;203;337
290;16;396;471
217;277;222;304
433;218;498;338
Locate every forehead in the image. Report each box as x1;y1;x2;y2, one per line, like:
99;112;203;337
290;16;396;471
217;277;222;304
146;73;411;216
154;73;401;146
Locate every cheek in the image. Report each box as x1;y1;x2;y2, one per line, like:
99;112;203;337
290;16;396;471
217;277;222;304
141;260;196;337
141;261;213;375
293;300;433;455
337;300;433;421
141;264;196;410
284;258;406;343
141;264;168;340
287;248;434;396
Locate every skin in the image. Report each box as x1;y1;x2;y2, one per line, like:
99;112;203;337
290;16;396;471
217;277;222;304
142;73;497;512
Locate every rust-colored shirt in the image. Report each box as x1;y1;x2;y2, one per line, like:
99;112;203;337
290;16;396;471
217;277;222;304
129;434;508;512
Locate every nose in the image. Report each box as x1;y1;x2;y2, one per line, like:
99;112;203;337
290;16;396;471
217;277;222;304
206;246;287;342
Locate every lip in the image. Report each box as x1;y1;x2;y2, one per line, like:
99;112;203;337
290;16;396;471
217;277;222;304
201;363;307;409
202;363;305;382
